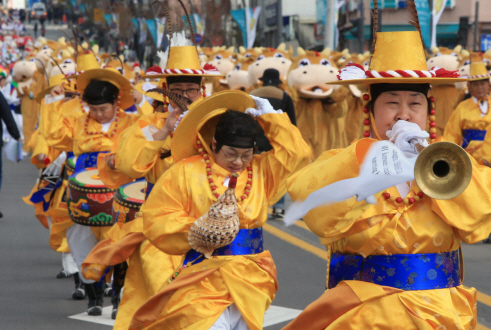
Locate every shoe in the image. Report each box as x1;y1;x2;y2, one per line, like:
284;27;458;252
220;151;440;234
56;269;72;279
72;273;87;300
104;284;113;297
269;208;284;220
86;282;104;316
0;211;3;218
87;305;103;316
111;293;120;320
484;234;491;244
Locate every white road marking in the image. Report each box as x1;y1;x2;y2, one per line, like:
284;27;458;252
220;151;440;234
69;305;302;327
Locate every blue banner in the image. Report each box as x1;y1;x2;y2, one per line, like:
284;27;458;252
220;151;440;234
80;4;86;13
414;0;431;48
231;9;247;47
181;15;196;31
104;14;113;26
146;19;158;47
131;18;139;30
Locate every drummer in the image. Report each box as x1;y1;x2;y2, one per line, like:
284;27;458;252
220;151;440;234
42;65;143;316
81;31;223;326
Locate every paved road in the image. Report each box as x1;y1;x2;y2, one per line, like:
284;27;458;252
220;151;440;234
1;24;488;330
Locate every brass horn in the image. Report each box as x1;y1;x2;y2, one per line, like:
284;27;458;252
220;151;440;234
414;141;473;200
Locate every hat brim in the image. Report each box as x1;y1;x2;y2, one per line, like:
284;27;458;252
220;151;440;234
140;73;225;79
171;90;256;163
134;81;164;102
327;77;468;86
77;69;134;109
35;86;55;103
468;76;491;82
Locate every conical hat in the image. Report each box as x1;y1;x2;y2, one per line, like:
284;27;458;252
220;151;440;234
468;53;490;81
65;53;100;79
171;90;255;163
141;46;223;79
329;31;466;86
77;67;134;109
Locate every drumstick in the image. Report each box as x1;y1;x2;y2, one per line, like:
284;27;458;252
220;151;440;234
64;91;80;97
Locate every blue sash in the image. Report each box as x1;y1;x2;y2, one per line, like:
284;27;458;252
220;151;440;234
462;129;486;148
30;179;62;211
74;151;108;171
145;182;154;200
329;250;461;291
183;227;264;267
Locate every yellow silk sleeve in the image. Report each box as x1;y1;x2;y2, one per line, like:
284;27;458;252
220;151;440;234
41;99;75;152
114;118;170;180
31;131;62;168
143;161;194;255
431;156;491;243
286;141;374;239
443;101;464;146
255;112;312;202
137;100;154;116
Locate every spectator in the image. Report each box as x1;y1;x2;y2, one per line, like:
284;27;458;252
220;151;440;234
0;91;21;218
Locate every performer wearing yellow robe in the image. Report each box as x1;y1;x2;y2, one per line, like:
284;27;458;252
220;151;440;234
84;92;205;325
282;27;491;330
127;90;310;330
82;31;224;323
444;54;491;165
42;66;142;316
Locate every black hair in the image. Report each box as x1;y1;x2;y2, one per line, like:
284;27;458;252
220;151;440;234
166;75;202;86
367;83;432;116
82;79;119;105
214;110;259;153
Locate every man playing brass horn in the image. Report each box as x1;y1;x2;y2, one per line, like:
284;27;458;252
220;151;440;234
282;17;491;330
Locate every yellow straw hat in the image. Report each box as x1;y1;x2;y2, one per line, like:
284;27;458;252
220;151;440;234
328;31;467;86
77;67;134;109
141;46;224;79
35;74;77;102
171;90;255;163
467;53;491;81
134;80;165;102
65;53;100;80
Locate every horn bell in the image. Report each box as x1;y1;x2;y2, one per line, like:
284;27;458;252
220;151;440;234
414;141;473;200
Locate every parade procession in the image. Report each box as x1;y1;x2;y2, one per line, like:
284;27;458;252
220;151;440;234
2;0;491;329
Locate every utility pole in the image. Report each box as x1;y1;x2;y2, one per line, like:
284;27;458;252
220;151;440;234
474;1;479;51
276;0;283;45
358;0;364;53
324;0;336;49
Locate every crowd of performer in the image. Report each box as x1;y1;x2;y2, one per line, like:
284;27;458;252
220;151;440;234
1;0;489;329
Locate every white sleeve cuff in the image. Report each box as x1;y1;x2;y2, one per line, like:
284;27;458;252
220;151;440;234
44;94;65;105
141;125;160;141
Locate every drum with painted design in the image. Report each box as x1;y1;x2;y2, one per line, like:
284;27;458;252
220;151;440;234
64;155;77;179
112;180;146;226
67;168;115;226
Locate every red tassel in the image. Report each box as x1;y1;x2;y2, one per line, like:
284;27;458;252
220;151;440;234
229;173;239;189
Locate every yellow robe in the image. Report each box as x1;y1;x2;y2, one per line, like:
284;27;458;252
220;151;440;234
86;112;178;330
430;84;464;137
294;86;349;160
129;113;311;330
42;97;140;240
22;130;61;229
284;139;491;330
443;96;491;164
18;85;39;152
